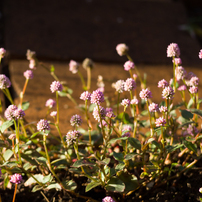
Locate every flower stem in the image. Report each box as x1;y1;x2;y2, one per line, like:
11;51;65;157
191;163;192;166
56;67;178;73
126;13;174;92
12;183;17;202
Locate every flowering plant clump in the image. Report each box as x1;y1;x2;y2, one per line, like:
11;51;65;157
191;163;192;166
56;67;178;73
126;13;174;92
1;44;202;202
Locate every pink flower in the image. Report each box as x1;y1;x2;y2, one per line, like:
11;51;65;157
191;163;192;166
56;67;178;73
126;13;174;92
102;196;115;202
178;85;187;91
155;117;166;127
116;43;129;56
8;134;16;140
93;105;106;122
158;79;169;88
10;173;22;184
148;102;159;112
123;61;135;71
45;99;56;108
0;48;6;58
162;86;174;99
37;119;50;133
114;80;125;93
50;111;57;117
124;78;136;91
199;49;202;59
29;59;37;69
122;125;132;132
173;58;182;65
50;81;63;93
167;43;180;57
139;88;152;100
175;66;186;81
69;60;79;74
106;108;116;118
91;90;104;105
4;105;24;120
70;114;82;127
24;70;33;80
189;86;198;94
131;98;139;105
66;130;81;146
0;74;11;89
159;106;168;113
80;91;91;101
189;76;199;87
121;99;130;107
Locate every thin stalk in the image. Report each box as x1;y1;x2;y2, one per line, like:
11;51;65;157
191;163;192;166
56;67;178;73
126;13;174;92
56;91;59;124
12;183;17;202
14;120;22;165
77;70;86;89
3;88;14;104
146;100;153;136
117;93;120;115
126;54;143;85
55;123;66;149
172;56;176;92
20;79;29;107
86;67;91;90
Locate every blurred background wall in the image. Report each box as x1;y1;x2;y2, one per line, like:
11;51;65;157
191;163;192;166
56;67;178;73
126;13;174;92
2;0;202;65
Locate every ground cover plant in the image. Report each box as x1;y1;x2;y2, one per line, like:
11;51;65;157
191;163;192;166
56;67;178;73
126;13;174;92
0;44;202;201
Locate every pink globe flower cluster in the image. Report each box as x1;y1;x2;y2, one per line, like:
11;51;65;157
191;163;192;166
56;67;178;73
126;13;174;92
167;43;180;58
23;70;34;80
37;119;50;133
69;60;79;74
121;99;130;107
199;49;202;59
131;97;139;105
80;91;91;101
124;78;136;91
124;60;135;71
158;79;169;88
45;99;56;108
162;86;175;100
70;114;82;127
4;105;25;120
93;105;106;122
66;130;81;146
91;89;104;105
10;173;23;184
0;74;11;89
139;88;152;100
172;58;182;65
116;43;129;56
155;117;166;127
102;196;115;202
148;102;159;113
50;81;63;93
175;66;186;81
114;80;125;93
106;108;116;118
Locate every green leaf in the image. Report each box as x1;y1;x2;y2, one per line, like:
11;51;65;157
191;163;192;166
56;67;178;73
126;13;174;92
21;153;38;165
180;110;193;120
62;180;77;191
124;153;138;160
25;174;44;186
113;152;124;162
21;101;30;111
117;172;139;193
51;158;68;166
184;141;197;153
50;65;55;72
58;90;68;97
3;149;13;161
32;185;43;192
117;112;132;124
115;163;125;172
165;144;184;153
46;183;61;191
86;181;101;192
108;137;128;145
128;137;141;150
71;159;94;167
105;177;125;192
30;132;40;139
0;120;13;133
189;109;202;118
187;98;194;109
42;173;53;184
179;121;195;128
